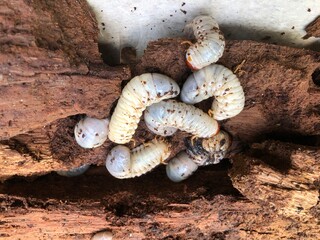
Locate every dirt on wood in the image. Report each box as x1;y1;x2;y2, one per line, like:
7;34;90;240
0;0;320;239
304;15;320;39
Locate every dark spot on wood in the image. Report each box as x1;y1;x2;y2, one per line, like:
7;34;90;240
182;2;186;6
280;32;285;35
312;68;320;86
95;133;99;136
307;8;311;12
291;26;295;29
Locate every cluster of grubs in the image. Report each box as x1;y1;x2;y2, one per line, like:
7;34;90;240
61;15;245;182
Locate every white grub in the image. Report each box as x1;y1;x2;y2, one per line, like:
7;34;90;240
181;64;245;120
56;164;90;177
74;116;110;149
185;15;225;70
91;230;113;240
109;73;180;144
185;130;232;166
166;151;198;182
106;138;171;179
144;100;219;138
144;100;177;136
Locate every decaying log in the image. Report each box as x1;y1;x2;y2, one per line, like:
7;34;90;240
1;165;319;240
135;38;320;143
229;140;320;221
1;0;320;239
1;37;319;181
0;0;131;140
304;15;320;39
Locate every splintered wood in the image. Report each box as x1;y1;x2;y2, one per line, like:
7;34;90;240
229;140;320;221
1;0;320;239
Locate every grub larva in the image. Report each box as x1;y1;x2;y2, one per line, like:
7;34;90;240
181;64;245;120
144;100;178;136
56;164;90;177
74;116;110;148
144;100;219;137
109;73;180;144
166;130;232;182
184;130;232;166
91;230;113;240
166;151;198;182
185;15;225;70
106;138;171;179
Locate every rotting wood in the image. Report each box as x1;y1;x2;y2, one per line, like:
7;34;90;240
229;140;320;221
1;0;320;239
135;38;320;143
0;0;131;140
0;166;319;240
1;37;320;180
304;15;320;39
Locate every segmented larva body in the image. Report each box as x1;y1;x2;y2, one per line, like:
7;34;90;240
185;15;225;70
56;164;90;177
144;100;219;138
166;151;198;182
181;64;245;120
91;231;113;240
166;130;232;182
109;73;180;144
184;130;232;165
74;116;109;148
106;138;171;179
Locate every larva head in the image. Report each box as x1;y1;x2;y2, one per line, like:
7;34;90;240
186;52;200;71
74;117;110;149
105;145;131;179
56;164;90;177
166;151;198;182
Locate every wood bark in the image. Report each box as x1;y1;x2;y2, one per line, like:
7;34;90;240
1;0;320;239
0;0;131;140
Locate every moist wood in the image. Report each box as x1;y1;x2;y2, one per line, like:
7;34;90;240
0;0;320;239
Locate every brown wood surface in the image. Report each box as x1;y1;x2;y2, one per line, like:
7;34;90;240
1;0;320;239
0;0;131;140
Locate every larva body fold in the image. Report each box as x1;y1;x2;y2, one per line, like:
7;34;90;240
109;73;180;144
106;138;171;179
186;15;225;70
181;64;245;120
166;151;198;182
56;164;90;177
74;116;109;149
144;100;219;138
